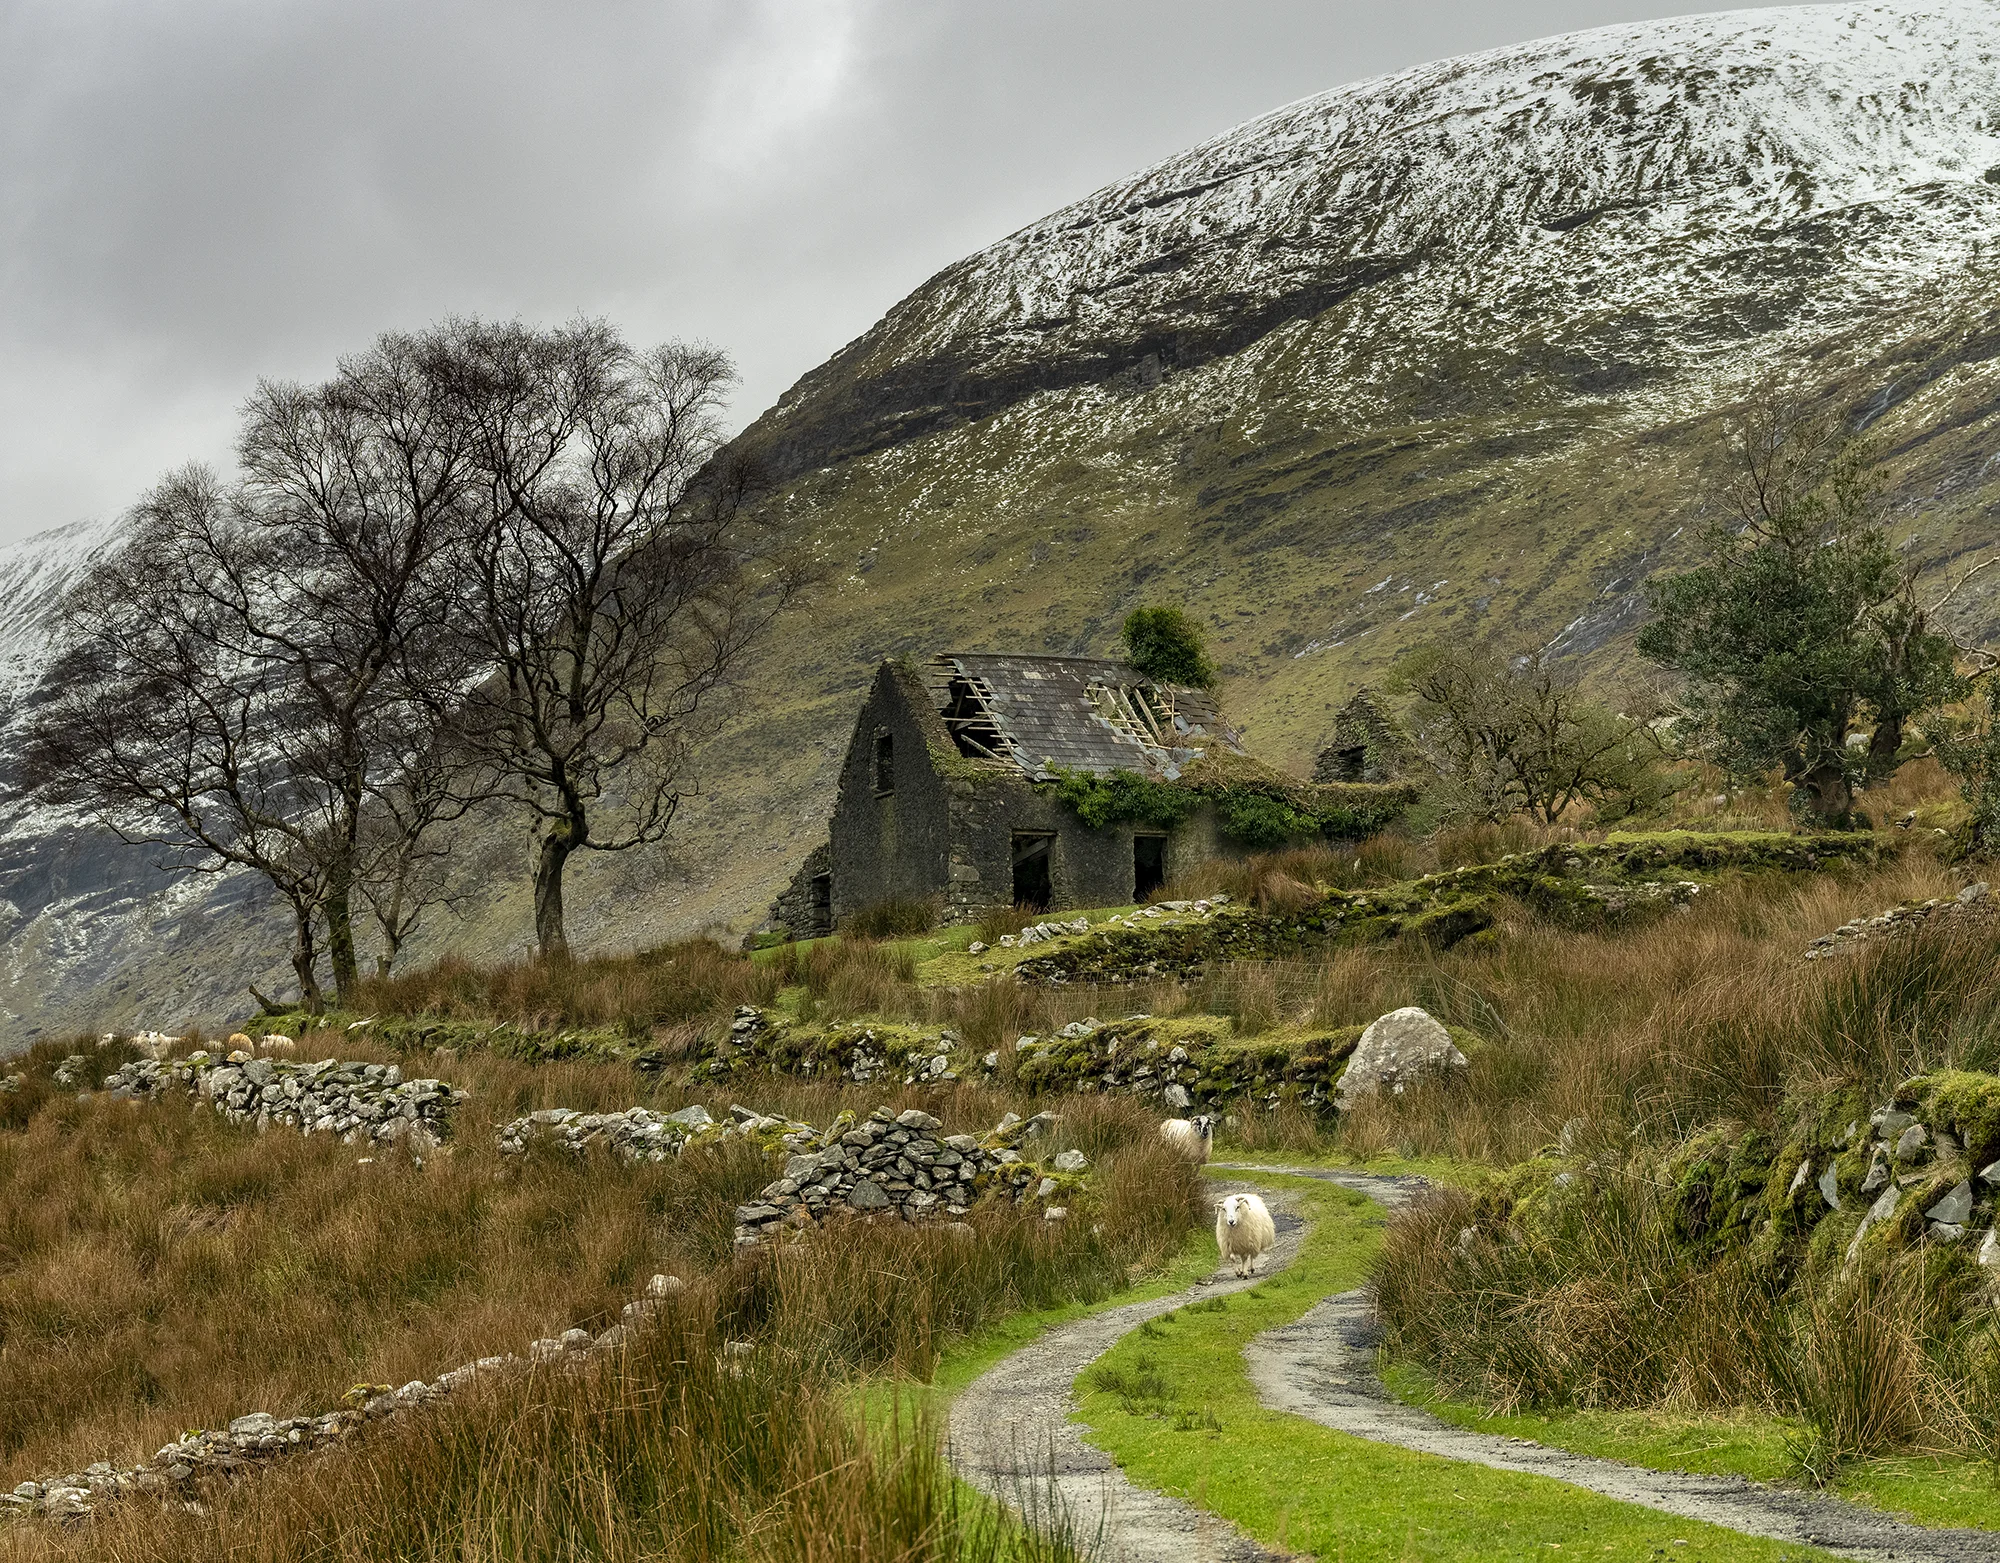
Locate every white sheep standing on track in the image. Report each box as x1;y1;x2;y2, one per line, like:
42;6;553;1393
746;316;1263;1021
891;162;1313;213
1159;1114;1215;1163
1215;1192;1275;1277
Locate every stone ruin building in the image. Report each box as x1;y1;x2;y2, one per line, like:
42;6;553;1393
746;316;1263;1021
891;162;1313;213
1313;686;1410;784
766;653;1249;938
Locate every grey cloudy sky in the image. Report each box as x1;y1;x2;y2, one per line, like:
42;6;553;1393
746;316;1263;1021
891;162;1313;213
0;0;1762;544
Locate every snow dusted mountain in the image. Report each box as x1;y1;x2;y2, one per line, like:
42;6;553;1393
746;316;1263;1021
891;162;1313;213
8;3;2000;1042
0;521;119;702
753;1;2000;475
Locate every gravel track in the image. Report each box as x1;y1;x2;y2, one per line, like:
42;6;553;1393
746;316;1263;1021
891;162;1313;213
1231;1164;2000;1563
946;1178;1302;1562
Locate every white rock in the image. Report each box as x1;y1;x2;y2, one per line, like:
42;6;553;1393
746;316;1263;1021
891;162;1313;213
1336;1007;1468;1107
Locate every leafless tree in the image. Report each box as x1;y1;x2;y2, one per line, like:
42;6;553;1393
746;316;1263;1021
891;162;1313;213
27;474;339;1006
1394;642;1666;825
433;319;801;958
29;331;490;1008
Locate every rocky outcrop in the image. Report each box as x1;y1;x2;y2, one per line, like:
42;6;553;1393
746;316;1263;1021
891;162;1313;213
730;1105;1078;1245
102;1052;466;1151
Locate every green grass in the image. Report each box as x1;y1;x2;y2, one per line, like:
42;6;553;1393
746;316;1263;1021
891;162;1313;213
1210;1147;1484;1186
1384;1363;2000;1534
1073;1173;1846;1561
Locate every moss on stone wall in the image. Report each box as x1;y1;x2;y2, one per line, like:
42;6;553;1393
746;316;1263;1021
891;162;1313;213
1472;1072;2000;1311
1013;830;1883;984
1044;751;1413;848
693;1005;1386;1113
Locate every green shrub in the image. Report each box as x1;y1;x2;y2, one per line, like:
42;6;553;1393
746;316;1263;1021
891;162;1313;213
1120;605;1216;689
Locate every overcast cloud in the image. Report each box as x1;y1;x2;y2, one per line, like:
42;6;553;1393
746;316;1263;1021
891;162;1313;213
0;0;1767;543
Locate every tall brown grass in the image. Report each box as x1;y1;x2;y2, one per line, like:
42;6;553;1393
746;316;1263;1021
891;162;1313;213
354;937;780;1035
1376;1161;2000;1472
3;1279;1083;1563
0;1041;1193;1515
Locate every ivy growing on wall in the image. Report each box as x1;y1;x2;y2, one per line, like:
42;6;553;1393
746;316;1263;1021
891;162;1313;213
1047;768;1199;830
1046;765;1407;847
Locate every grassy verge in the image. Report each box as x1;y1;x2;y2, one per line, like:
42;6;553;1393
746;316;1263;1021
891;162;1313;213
1074;1173;1845;1561
1382;1363;2000;1534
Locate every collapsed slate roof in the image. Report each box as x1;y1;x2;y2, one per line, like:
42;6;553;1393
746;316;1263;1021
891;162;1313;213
918;653;1244;782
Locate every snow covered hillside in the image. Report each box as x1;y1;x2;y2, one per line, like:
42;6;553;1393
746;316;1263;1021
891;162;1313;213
752;2;2000;473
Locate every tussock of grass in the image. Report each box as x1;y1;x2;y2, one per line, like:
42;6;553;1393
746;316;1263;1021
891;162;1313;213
355;937;781;1036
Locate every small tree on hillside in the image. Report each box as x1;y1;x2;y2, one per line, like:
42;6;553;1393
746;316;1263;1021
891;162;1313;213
1638;392;1961;824
1121;605;1216;688
1393;642;1663;825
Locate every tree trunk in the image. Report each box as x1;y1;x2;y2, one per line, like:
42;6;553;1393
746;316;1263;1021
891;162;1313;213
1798;758;1854;826
289;903;325;1014
325;876;359;1005
534;826;576;960
1867;713;1904;780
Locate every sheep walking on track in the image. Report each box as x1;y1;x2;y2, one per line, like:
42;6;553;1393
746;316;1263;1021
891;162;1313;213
1159;1115;1215;1163
1215;1193;1275;1277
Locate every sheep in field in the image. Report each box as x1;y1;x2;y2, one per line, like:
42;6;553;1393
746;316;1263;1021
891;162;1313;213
1215;1192;1275;1277
1159;1115;1215;1163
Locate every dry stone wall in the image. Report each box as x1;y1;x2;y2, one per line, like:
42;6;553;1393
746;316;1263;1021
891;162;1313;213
731;1105;1081;1244
1480;1071;2000;1297
1;1273;689;1522
497;1101;814;1161
1012;832;1875;985
102;1053;466;1151
1804;880;1990;960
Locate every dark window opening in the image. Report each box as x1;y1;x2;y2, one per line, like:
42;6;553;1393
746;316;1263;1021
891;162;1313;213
873;731;894;794
1011;833;1054;912
1134;834;1167;901
1328;744;1367;782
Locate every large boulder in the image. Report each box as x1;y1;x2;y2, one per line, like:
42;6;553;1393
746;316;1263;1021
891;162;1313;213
1335;1007;1467;1107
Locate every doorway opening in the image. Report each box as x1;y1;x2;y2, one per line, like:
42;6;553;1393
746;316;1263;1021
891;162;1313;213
807;872;832;937
1011;833;1054;912
1133;834;1167;901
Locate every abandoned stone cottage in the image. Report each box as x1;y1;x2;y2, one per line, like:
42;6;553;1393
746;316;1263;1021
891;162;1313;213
768;653;1255;937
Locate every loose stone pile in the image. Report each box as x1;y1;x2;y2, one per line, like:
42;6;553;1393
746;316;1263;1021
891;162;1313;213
1804;881;1990;960
1;1274;689;1522
102;1052;466;1151
730;1105;1080;1245
496;1100;812;1160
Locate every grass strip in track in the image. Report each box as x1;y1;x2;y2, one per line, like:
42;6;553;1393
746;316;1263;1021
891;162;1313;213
1074;1172;1843;1562
1383;1363;2000;1536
